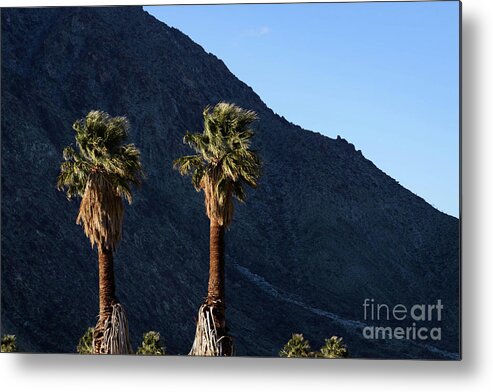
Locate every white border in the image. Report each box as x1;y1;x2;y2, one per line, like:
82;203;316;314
1;0;492;391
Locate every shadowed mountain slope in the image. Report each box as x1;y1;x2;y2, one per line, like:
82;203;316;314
1;6;459;358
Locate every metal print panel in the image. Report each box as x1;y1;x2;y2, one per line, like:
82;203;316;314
0;1;461;359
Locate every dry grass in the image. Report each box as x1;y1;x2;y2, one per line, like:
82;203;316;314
203;171;233;227
93;303;132;354
189;303;234;356
77;172;124;251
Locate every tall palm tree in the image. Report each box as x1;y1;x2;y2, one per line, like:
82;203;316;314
57;110;143;354
174;102;262;356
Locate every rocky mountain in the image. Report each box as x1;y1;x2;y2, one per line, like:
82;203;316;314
1;6;460;358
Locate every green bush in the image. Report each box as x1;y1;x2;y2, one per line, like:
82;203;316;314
317;336;348;358
77;327;94;354
1;334;17;353
279;333;312;358
136;331;165;355
280;334;349;359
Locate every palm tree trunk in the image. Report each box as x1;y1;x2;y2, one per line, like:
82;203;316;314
93;245;118;354
98;246;117;320
189;218;233;356
207;218;225;304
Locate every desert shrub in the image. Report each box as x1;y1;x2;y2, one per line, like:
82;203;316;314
1;334;17;353
279;333;312;358
280;334;349;359
136;331;165;355
317;336;348;358
77;327;94;354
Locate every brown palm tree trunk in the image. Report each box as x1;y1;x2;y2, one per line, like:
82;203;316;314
93;245;117;353
205;218;232;355
207;218;225;304
93;245;133;354
98;246;117;320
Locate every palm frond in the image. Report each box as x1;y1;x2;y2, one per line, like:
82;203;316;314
173;155;204;176
183;132;208;155
174;102;262;227
57;110;144;249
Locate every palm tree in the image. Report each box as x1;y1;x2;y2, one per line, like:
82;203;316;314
174;102;262;356
57;110;143;354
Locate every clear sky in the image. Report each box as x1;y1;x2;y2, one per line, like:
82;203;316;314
145;1;460;218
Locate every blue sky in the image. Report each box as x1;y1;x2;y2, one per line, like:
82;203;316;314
145;1;460;217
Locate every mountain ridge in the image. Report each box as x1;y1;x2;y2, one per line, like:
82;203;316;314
146;7;459;220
